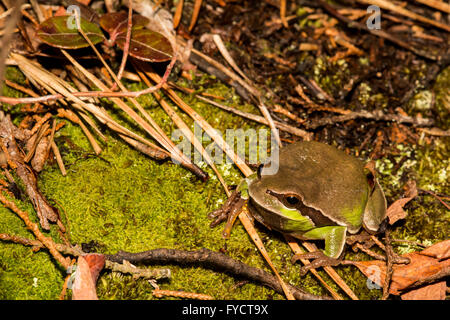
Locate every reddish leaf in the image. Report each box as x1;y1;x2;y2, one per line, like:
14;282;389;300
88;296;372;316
116;29;173;62
83;253;106;283
72;256;98;300
99;12;148;37
100;11;172;62
71;254;105;300
401;281;446;300
37;16;104;49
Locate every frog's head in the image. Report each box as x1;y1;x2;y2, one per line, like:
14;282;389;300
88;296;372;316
247;141;387;235
246;168;321;233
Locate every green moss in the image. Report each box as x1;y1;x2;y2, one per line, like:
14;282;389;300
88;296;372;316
433;66;450;128
0;198;64;299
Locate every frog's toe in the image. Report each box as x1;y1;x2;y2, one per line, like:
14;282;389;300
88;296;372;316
208;189;244;228
292;251;341;276
208;208;229;227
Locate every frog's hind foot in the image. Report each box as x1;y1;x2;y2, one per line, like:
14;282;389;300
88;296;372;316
291;251;341;276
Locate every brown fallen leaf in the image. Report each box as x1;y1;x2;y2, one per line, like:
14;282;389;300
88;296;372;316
401;281;446;300
72;254;105;300
386;180;418;225
30;136;50;173
0;114;58;229
420;239;450;260
352;240;450;297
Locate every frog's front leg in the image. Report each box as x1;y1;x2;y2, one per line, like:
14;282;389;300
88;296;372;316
208;180;249;238
208;188;242;227
291;226;347;275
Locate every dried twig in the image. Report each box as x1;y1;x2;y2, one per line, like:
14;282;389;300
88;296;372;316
0;196;70;269
106;247;328;300
212;34;254;86
0;233;170;279
306;110;434;129
196;95;312;140
317;0;440;60
0;232;327;299
105;260;170;280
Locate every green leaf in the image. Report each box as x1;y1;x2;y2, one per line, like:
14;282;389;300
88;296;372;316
116;29;173;62
37;15;105;49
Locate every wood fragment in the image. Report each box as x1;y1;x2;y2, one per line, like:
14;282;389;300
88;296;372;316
152;289;213;300
105;260;170;280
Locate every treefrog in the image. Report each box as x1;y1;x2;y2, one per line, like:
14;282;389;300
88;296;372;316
213;141;387;260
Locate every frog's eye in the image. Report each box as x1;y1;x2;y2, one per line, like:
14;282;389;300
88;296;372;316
284;194;300;207
267;190;302;208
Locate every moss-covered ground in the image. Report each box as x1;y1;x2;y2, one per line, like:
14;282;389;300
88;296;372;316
0;63;448;300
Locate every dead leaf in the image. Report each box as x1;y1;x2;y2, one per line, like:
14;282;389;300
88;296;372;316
420;239;450;260
83;253;106;283
386;180;418;224
0;115;58;229
401;281;446;300
31;136;49;172
72;254;105;300
352;239;450;296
